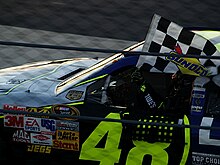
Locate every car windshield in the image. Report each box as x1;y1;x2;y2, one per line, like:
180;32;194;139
55;41;144;94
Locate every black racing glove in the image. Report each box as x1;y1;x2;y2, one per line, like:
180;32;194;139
131;69;143;83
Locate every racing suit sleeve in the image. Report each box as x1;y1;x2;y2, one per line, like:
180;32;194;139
127;79;163;120
163;73;195;116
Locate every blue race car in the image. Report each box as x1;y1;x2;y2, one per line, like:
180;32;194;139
0;14;220;165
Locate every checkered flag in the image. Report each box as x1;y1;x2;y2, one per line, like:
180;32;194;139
136;14;220;76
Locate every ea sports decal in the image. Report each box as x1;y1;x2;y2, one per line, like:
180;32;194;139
24;117;41;132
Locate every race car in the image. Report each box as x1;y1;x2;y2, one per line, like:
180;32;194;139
0;14;220;165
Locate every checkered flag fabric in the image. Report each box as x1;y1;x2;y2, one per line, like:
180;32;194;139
136;14;220;75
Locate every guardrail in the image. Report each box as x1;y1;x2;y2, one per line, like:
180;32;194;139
1;109;220;130
0;40;220;59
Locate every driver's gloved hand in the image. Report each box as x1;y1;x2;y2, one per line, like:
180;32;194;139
131;69;144;83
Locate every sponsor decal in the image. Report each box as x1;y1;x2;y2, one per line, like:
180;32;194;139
66;90;83;100
41;118;56;134
24;117;56;134
26;107;51;114
24;117;41;132
166;44;210;76
192;152;220;165
56;130;79;141
53;139;79;151
144;93;156;108
12;129;30;143
52;104;80;120
3;104;26;111
191;87;206;115
27;144;51;154
56;120;79;131
4;114;24;128
30;133;53;146
7;79;27;84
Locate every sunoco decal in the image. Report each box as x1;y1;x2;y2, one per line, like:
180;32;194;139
166;44;210;76
192;152;220;165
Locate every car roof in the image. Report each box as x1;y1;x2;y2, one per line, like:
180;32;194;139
55;41;144;94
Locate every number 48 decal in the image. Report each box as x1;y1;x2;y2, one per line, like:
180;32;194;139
79;113;122;164
80;113;189;165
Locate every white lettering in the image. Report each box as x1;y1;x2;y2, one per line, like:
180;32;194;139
144;94;156;108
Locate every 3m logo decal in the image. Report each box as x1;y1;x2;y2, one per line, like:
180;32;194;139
4;114;24;128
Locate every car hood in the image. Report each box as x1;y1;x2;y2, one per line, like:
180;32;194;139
0;58;101;94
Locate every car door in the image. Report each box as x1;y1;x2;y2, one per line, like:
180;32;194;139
189;80;220;165
82;69;192;165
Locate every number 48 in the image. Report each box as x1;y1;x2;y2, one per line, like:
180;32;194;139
79;113;185;165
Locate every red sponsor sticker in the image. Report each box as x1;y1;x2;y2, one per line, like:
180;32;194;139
31;133;52;146
33;134;50;141
53;139;79;151
3;104;26;111
4;114;24;128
